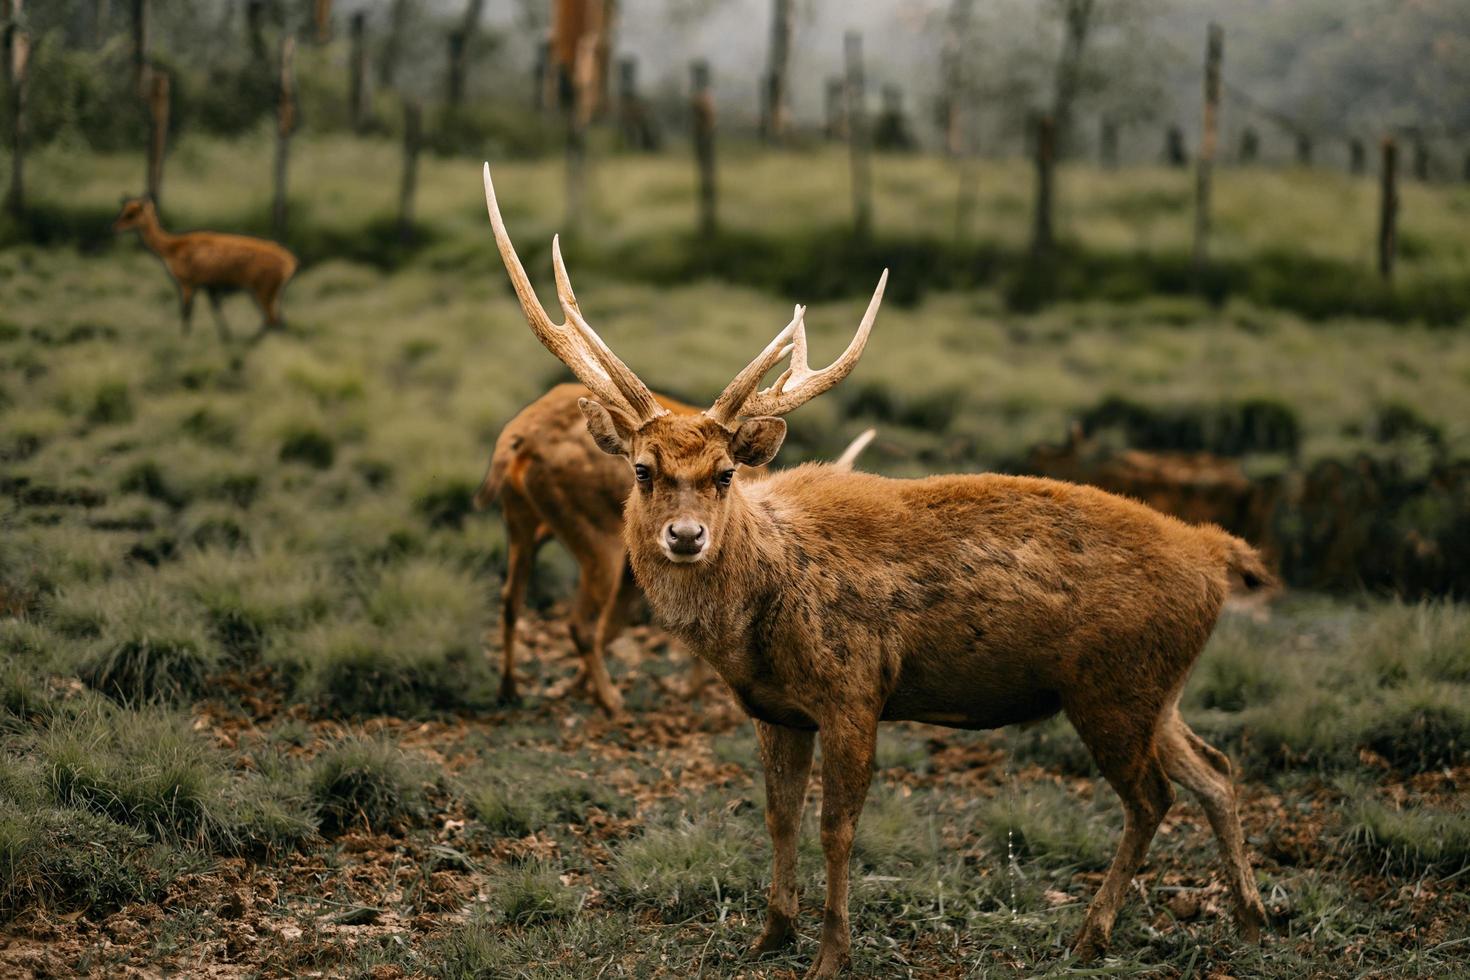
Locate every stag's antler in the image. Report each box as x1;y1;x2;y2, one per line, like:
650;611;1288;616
733;270;887;419
482;163;666;423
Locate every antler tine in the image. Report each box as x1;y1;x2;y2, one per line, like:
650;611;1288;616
742;269;887;418
552;236;665;421
705;306;802;424
482;163;654;421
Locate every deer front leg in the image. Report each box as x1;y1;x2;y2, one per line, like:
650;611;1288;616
178;283;195;334
809;717;877;979
752;721;815;956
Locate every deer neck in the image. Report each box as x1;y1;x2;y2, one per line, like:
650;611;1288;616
135;212;177;256
626;487;790;677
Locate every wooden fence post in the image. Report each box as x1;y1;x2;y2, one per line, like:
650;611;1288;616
272;36;295;241
691;59;716;236
533;38;551;112
1378;138;1397;282
398;100;420;244
1239;126;1258;164
145;69;169;208
1295;133;1312;167
348;10;367;131
760;0;793;143
1099;117;1118;169
824;76;845;141
1411;138;1429;181
4;20;28;220
1192;22;1222;281
1164;124;1186;167
1031;114;1055;256
844;31;871;239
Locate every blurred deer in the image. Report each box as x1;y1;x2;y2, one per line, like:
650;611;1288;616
475;382;874;714
112;196;298;341
483;163;1270;976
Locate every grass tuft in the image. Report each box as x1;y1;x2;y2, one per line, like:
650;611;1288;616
309;735;429;835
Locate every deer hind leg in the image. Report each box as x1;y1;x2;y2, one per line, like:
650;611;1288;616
809;716;878;979
178;283;195;334
548;543;623;714
1158;708;1266;942
496;498;541;705
1065;701;1176;961
205;288;232;341
751;720;815;956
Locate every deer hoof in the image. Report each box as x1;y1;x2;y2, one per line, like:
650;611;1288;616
1071;928;1109;963
803;943;850;979
750;917;797;956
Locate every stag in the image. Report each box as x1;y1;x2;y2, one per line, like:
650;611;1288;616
481;164;1269;976
474;382;874;713
113;197;298;340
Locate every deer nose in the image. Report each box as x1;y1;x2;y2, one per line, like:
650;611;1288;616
664;520;707;556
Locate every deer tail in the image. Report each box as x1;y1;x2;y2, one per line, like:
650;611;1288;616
473;435;519;511
1219;532;1276;593
832;428;877;473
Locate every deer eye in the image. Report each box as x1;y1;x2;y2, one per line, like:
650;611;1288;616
716;468;735;489
633;464;651;485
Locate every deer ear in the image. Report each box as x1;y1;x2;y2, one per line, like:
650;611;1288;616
578;397;637;456
730;416;786;467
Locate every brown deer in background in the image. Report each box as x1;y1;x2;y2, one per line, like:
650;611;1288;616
475;381;874;714
483;163;1270;976
113;196;298;341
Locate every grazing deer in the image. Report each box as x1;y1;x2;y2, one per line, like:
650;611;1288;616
474;381;875;714
112;196;298;341
482;163;1270;976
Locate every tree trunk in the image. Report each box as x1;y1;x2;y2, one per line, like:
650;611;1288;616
146;69;169;208
1349;139;1365;175
4;23;28;220
313;0;331;44
1099;117;1117;169
939;0;975;158
1192;23;1222;282
844;31;871;239
348;10;367;131
760;0;793;143
130;0;148;93
399;100;421;244
1031;115;1055;256
273;36;295;241
691;60;716;235
447;0;484;108
1378;138;1397;282
246;0;267;65
1051;0;1094;160
378;0;409;88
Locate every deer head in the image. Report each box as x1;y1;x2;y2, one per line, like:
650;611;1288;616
112;196;157;232
483;163;886;565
